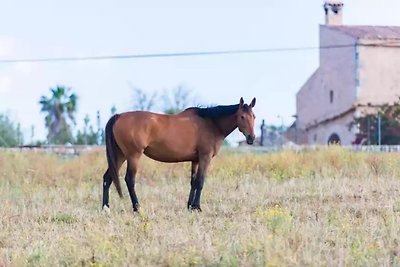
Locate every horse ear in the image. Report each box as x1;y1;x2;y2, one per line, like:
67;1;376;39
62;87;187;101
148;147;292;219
239;97;244;108
250;97;256;108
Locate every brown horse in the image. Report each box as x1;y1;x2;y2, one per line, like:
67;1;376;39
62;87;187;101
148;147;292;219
102;97;256;212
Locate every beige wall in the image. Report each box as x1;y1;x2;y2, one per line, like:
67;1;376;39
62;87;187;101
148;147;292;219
357;44;400;105
296;70;321;129
305;112;356;145
297;26;357;131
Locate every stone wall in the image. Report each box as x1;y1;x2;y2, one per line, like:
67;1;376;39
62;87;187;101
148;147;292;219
297;26;357;131
357;44;400;105
305;111;356;145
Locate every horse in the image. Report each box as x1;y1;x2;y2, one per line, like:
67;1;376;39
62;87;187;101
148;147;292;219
102;97;256;213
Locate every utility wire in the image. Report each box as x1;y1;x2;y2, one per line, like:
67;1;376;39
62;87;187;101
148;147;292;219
0;44;356;64
0;41;399;64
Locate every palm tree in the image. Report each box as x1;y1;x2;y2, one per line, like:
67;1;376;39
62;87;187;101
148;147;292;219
39;86;78;144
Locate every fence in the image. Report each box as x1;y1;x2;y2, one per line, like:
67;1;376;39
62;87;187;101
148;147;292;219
3;145;105;156
234;144;400;153
2;144;400;156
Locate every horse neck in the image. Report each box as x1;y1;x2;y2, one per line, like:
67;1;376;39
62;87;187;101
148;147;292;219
213;114;238;138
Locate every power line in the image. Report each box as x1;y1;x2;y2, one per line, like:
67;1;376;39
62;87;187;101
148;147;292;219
0;44;357;64
1;41;400;64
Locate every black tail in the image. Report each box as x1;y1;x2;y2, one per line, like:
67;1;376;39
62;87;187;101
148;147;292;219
105;114;123;198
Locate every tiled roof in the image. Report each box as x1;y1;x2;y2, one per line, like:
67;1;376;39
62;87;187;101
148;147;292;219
327;25;400;40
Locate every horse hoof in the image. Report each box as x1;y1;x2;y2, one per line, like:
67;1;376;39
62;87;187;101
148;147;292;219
103;205;110;214
133;204;140;213
191;206;202;212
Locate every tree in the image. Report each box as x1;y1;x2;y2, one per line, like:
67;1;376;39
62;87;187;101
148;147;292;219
351;100;400;145
96;110;105;145
110;105;117;116
74;111;105;145
75;114;102;145
39;85;77;144
130;85;158;111
263;125;287;146
162;85;193;114
0;113;23;147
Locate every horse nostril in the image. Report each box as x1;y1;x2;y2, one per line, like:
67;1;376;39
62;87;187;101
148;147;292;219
246;135;254;145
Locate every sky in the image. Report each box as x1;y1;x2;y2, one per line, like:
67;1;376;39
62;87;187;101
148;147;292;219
1;0;400;144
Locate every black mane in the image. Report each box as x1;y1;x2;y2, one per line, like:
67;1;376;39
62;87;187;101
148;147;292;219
190;104;242;119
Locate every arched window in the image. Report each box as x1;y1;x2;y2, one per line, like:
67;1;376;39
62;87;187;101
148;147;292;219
328;133;341;145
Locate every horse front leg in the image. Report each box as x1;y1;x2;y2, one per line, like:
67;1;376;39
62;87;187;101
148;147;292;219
187;161;198;210
189;154;211;212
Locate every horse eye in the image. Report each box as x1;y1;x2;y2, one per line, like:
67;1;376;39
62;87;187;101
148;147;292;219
241;115;245;119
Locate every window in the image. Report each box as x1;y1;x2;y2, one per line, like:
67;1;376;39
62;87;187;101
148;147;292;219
328;133;341;145
329;90;334;103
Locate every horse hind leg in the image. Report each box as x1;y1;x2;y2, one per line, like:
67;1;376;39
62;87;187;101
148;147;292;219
125;155;141;212
102;155;125;213
102;169;112;213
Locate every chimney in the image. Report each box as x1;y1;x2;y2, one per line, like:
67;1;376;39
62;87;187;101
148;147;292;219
323;1;343;25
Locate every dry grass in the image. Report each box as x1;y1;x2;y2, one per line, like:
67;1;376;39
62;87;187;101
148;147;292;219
1;147;400;266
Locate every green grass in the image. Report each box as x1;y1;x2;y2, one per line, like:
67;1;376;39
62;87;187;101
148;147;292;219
1;147;400;266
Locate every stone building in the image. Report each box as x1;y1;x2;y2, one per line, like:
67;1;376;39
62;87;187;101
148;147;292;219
295;1;400;145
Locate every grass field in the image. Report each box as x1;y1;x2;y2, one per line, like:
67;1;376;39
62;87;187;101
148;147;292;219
1;147;400;266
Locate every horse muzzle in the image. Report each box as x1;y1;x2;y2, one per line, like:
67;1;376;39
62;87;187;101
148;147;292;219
246;134;255;145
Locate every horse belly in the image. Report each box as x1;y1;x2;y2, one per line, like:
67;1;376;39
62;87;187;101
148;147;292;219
144;143;197;163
